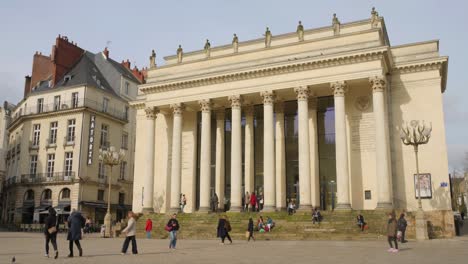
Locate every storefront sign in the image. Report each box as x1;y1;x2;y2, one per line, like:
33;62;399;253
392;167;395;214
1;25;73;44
87;115;96;165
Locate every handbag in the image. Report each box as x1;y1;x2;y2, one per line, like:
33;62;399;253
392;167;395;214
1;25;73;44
165;225;172;232
397;230;402;239
48;226;57;234
245;231;250;238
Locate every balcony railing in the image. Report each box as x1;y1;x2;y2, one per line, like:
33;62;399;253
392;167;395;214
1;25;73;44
46;138;58;148
98;176;107;184
29;140;40;150
10;98;128;125
5;176;17;187
64;136;75;146
20;172;76;184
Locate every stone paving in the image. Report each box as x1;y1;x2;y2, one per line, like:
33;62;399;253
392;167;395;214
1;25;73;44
0;228;467;264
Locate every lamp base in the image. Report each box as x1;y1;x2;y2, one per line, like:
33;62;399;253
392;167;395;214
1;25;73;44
104;212;112;238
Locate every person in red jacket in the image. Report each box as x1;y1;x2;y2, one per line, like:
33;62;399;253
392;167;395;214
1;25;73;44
250;192;257;212
145;219;153;239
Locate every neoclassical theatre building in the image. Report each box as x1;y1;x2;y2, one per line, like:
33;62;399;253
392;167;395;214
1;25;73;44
132;12;450;222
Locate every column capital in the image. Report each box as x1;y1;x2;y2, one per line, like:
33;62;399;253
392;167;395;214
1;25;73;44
331;81;348;97
145;106;159;119
274;101;285;113
170;103;184;115
199;99;212;112
228;95;242;109
215;108;225;120
260;90;275;105
294;86;309;101
369;76;386;93
244;105;255;116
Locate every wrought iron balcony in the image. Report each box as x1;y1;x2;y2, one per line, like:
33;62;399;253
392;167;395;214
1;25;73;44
20;172;76;184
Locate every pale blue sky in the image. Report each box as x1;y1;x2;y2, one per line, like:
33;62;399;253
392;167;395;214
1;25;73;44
1;0;467;171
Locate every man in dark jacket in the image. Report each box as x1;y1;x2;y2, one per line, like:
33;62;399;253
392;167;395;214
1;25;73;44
167;214;180;249
67;210;85;257
397;213;408;243
44;207;59;259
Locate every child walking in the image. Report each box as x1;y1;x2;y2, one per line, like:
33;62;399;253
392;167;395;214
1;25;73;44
247;218;255;242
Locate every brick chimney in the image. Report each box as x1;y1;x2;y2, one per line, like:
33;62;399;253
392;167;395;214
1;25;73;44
23;75;31;97
103;47;109;59
121;59;131;69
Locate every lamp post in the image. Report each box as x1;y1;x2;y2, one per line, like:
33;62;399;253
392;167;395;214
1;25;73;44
400;120;432;240
99;146;125;238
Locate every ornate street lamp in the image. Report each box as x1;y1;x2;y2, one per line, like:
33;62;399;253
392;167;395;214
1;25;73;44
99;146;125;238
400;120;432;240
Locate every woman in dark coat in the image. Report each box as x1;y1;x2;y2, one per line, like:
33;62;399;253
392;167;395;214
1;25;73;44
217;215;232;244
44;207;59;259
67;210;85;257
247;218;255;242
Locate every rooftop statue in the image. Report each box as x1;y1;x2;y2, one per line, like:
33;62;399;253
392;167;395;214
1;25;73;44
264;27;272;48
297;21;304;41
204;39;211;58
149;49;156;68
177;45;183;63
232;34;239;53
370;7;380;28
332;13;340;35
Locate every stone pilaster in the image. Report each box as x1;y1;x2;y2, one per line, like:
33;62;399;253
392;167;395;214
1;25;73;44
261;91;276;212
198;99;212;212
275;101;286;210
228;95;242;212
170;103;183;212
215;109;225;212
142;106;158;213
308;97;320;208
244;105;255;195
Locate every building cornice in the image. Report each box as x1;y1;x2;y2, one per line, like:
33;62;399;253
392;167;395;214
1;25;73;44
392;57;448;92
142;47;389;95
129;100;146;110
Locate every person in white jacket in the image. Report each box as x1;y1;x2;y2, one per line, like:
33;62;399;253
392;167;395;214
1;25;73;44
121;211;138;255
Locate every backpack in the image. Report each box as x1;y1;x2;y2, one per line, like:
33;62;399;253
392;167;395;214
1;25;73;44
225;220;232;232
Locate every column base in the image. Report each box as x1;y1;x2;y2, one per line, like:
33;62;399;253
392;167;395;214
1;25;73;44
335;203;352;211
142;207;154;214
261;205;276;212
415;209;428;240
228;206;243;212
197;207;210;213
375;202;393;210
297;204;312;212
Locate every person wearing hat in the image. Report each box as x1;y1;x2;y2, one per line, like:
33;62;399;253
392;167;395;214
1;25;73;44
44;207;59;259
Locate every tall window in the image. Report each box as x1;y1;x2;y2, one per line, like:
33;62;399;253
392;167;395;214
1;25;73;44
100;124;108;147
120;161;127;180
47;154;55;178
37;98;44;113
61;188;71;199
125;82;129;94
98;162;106;178
64;152;73;176
119;192;125;204
97;190;104;201
49;121;58;144
29;155;38;175
43;189;52;200
32;124;41;146
54;96;61;111
121;133;128;150
102;98;109;112
71;92;79;108
67;119;76;142
124;106;129;120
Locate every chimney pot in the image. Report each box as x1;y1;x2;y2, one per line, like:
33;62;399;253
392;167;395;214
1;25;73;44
103;47;109;59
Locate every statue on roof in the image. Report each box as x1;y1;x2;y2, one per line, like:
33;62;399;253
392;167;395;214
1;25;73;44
370;7;380;28
332;13;340;35
177;45;183;63
204;39;211;58
297;21;304;41
232;34;239;53
264;27;272;48
149;49;156;68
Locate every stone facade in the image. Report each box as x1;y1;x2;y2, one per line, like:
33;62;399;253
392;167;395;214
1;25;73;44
132;12;452;235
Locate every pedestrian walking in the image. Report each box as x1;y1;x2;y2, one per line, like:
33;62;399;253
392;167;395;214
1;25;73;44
386;212;399;253
247;218;255;242
121;211;138;255
397;213;408;243
145;218;153;239
44;207;59;259
67;210;85;258
166;214;180;249
217;215;232;244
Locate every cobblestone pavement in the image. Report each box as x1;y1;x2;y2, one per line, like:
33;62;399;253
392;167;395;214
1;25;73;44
0;230;467;264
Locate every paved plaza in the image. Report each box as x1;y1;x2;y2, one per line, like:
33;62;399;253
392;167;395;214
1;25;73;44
0;230;467;264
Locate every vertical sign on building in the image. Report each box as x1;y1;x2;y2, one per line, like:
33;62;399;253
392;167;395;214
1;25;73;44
87;115;96;165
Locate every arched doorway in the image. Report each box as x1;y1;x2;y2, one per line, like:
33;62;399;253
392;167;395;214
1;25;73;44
22;190;35;224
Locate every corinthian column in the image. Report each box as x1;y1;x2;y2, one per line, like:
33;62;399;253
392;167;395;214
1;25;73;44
370;76;393;209
261;91;276;212
244;105;255;195
215;109;225;211
295;87;312;210
275;101;286;210
170;103;183;212
331;81;351;210
229;95;242;212
308;97;320;208
143;106;158;212
199;99;212;212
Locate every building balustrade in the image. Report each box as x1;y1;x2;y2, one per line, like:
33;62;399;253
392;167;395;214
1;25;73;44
10;98;128;126
20;172;76;184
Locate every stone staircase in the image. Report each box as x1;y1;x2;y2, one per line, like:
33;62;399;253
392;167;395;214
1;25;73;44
136;211;393;241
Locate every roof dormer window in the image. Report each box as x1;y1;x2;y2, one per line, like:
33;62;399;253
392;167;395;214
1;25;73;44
64;75;72;83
